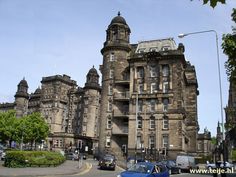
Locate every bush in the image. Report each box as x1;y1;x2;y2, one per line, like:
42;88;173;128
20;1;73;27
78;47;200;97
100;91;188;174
4;151;65;168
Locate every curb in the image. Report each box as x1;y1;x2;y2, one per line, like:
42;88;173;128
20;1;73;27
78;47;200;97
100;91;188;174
0;161;89;177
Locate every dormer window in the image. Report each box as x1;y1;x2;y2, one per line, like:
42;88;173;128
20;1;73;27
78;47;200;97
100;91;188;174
138;48;145;53
149;47;158;52
162;46;170;51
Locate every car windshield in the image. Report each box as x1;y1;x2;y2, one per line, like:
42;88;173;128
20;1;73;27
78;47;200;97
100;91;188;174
168;161;176;166
127;163;153;174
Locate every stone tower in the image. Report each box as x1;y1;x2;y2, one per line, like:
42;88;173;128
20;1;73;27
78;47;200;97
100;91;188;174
99;12;131;156
14;78;29;117
82;66;101;138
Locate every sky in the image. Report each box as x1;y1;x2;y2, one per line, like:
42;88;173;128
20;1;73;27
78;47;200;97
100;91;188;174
0;0;235;136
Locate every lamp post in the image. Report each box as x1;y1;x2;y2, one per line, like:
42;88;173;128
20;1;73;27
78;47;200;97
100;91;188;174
178;30;225;163
135;92;138;162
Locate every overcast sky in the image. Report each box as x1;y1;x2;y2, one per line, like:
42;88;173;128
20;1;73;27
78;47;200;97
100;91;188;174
0;0;235;136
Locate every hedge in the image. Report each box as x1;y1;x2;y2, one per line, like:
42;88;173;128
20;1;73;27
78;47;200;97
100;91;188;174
4;151;65;168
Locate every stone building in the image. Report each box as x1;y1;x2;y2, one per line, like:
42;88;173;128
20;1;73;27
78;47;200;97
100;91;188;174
98;13;199;160
197;128;212;157
225;80;236;160
1;13;203;160
0;67;101;153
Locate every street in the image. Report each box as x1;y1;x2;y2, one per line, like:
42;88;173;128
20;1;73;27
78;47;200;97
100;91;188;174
48;159;214;177
0;159;235;177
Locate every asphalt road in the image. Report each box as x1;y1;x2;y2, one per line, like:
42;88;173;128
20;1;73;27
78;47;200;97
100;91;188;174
53;159;214;177
1;159;234;177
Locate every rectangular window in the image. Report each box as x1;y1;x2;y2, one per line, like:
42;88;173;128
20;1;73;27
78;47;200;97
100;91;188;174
138;84;144;94
149;136;155;149
150;99;155;112
137;136;142;149
110;52;115;61
137;116;142;129
55;140;59;147
108;85;113;95
162;65;169;77
137;67;144;78
107;116;112;129
82;125;87;132
162;135;169;148
150;66;157;77
151;83;156;94
110;69;114;79
106;136;111;147
150;116;155;129
163;81;169;93
108;101;112;112
163;116;169;129
59;139;63;147
138;100;143;112
163;98;169;112
198;143;202;151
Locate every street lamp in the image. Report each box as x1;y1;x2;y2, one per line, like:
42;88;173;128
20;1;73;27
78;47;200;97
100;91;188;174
178;30;225;162
135;92;138;162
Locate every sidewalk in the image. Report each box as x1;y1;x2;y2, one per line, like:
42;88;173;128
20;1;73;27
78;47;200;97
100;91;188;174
0;160;87;177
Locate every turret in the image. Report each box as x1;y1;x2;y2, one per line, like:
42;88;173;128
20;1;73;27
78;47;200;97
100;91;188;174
14;78;29;117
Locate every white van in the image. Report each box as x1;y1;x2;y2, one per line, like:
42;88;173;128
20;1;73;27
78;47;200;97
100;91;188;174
176;155;197;172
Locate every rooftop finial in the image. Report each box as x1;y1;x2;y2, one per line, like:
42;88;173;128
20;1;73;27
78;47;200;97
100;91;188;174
93;65;94;68
118;11;121;16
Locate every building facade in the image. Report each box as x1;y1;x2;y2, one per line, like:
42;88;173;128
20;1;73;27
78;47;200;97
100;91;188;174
0;68;101;153
225;80;236;161
98;13;199;160
197;128;212;157
1;13;203;160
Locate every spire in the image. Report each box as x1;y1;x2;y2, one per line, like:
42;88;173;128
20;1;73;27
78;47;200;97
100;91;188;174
118;11;121;16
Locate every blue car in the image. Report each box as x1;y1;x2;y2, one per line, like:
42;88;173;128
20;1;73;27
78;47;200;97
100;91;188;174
117;162;169;177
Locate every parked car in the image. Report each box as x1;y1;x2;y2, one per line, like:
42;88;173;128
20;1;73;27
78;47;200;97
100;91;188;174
117;162;169;177
65;152;79;160
99;154;116;170
206;161;234;169
158;160;181;174
176;155;198;172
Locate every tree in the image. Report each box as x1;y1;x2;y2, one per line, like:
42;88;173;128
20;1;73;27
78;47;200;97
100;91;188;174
191;0;226;8
0;110;18;147
222;8;236;82
21;112;49;149
0;111;49;149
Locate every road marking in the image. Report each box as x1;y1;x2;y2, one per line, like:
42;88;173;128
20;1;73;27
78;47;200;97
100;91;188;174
76;163;92;176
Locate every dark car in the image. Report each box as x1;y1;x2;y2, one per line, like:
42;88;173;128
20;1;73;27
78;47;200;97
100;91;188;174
117;162;169;177
99;154;116;170
158;160;181;175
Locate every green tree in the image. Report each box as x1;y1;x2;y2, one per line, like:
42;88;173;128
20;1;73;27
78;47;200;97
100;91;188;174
191;0;226;8
22;112;49;149
211;136;217;145
222;8;236;82
0;110;18;147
